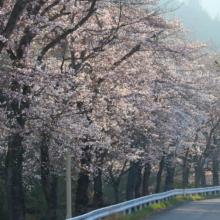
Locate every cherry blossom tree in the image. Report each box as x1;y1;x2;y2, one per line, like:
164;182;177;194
2;0;220;219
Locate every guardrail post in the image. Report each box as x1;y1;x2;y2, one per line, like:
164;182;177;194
209;191;212;195
134;206;137;212
153;200;156;204
123;210;126;215
183;189;186;197
166;197;168;201
139;205;142;210
128;208;131;214
215;191;217;195
149;202;151;206
158;200;160;204
144;203;147;207
66;149;72;219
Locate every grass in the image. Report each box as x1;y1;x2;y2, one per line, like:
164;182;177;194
104;193;220;220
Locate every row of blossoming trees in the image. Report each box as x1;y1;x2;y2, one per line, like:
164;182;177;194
1;0;220;220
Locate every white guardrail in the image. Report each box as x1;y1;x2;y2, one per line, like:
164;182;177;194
68;186;220;220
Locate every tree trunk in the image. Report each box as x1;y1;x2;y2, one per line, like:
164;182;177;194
126;162;138;201
40;141;58;220
200;166;206;187
135;164;142;198
75;147;91;216
155;156;165;193
94;168;103;209
164;165;175;192
194;164;201;188
114;184;119;204
75;170;90;215
213;158;219;186
194;160;206;188
185;166;190;188
108;161;128;204
4;82;30;220
182;165;190;189
5;133;25;220
182;149;189;189
212;135;219;186
142;163;151;196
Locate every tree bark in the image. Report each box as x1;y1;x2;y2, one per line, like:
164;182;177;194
94;168;103;209
194;160;206;188
3;75;31;220
142;163;151;196
40;141;58;220
75;147;91;216
114;184;120;204
200;166;206;187
155;156;165;193
213;158;219;186
126;162;138;201
185;166;190;188
194;165;201;188
5;133;25;220
182;149;189;189
135;164;142;198
182;165;190;189
108;161;128;204
164;164;175;192
110;176;120;204
75;170;90;216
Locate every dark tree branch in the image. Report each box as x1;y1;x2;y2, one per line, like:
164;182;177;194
202;119;220;160
37;0;97;62
113;44;141;68
40;0;60;16
0;0;26;53
6;48;16;60
16;0;46;59
108;164;116;185
0;0;4;7
49;12;71;21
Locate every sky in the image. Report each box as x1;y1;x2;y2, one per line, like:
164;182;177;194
168;0;220;48
180;0;220;19
200;0;220;19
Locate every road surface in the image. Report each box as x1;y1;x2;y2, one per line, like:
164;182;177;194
145;198;220;220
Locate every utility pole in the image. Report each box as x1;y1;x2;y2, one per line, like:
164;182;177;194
66;149;72;219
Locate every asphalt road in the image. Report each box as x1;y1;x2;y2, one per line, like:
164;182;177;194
145;198;220;220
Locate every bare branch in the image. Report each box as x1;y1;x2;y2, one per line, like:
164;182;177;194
0;0;26;53
113;44;141;68
37;0;97;62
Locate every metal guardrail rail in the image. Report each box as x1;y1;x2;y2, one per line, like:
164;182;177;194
68;186;220;220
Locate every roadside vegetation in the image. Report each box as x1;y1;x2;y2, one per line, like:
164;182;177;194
105;193;220;220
